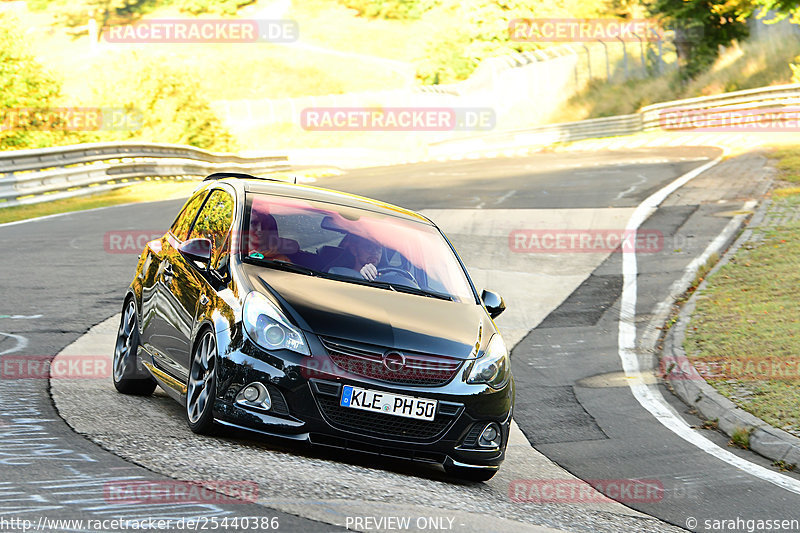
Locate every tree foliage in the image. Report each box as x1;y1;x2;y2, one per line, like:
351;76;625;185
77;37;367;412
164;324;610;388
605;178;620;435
650;0;752;78
752;0;800;21
30;0;255;37
337;0;610;84
0;14;74;149
94;57;236;151
30;0;155;37
172;0;256;16
339;0;436;19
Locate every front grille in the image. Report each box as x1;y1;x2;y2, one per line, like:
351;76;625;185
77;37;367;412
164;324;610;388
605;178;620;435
320;336;463;386
314;394;455;441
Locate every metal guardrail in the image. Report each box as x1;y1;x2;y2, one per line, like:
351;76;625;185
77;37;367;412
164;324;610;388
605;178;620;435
0;142;290;208
429;83;800;155
4;83;797;207
640;83;800;130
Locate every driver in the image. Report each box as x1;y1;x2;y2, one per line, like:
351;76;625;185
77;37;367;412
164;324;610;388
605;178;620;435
329;234;382;281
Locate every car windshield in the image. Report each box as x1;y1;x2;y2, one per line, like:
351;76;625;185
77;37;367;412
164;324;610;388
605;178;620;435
241;193;476;304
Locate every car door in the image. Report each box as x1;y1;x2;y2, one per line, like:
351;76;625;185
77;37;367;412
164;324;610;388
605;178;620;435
141;189;208;363
158;188;235;379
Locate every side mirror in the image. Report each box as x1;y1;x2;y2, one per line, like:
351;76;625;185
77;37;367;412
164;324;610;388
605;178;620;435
481;289;506;319
178;238;212;269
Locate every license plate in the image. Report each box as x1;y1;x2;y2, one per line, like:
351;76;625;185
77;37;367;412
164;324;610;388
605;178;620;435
340;385;437;421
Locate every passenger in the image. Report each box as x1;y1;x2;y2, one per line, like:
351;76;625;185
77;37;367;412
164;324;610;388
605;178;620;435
248;212;290;262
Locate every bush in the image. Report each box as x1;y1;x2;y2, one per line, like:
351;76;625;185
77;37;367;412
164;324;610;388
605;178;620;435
86;54;235;151
791;54;800;83
122;60;235;150
0;14;75;150
174;0;256;16
339;0;435;19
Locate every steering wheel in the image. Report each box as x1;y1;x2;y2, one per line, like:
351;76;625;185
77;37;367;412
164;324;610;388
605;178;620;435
377;267;417;284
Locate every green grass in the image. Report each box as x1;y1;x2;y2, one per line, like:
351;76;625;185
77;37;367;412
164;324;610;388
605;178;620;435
683;146;800;439
772;147;800;183
729;427;752;449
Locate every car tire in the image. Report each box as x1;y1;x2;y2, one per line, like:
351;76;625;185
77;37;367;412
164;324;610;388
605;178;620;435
113;299;157;396
444;465;498;482
186;329;218;435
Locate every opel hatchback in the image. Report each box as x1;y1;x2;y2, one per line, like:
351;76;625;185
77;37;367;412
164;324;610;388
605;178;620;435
113;173;513;481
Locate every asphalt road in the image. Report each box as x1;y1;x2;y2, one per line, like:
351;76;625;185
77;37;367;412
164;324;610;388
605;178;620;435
2;146;798;532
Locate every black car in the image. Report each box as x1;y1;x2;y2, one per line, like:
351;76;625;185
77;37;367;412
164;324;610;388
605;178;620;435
113;173;513;481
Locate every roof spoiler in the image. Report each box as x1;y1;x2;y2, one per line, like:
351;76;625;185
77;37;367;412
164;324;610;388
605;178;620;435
204;172;296;184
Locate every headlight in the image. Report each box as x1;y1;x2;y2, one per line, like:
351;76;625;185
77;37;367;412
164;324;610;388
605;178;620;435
243;292;310;355
467;334;509;389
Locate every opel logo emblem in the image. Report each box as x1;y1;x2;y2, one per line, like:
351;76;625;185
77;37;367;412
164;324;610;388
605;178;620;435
383;351;406;372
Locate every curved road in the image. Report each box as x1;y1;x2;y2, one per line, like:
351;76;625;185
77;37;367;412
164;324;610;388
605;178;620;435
1;146;798;532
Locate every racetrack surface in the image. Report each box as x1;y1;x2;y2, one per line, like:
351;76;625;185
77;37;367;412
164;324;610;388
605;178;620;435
3;147;799;532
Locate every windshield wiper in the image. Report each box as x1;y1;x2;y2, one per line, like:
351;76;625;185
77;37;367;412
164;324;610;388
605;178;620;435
245;257;318;277
370;281;454;301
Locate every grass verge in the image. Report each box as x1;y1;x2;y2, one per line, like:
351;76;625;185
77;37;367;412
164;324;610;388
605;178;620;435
683;145;800;439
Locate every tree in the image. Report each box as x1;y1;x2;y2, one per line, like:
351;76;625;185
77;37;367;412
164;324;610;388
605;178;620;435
95;57;236;151
30;0;152;40
751;0;800;21
0;14;69;149
650;0;752;78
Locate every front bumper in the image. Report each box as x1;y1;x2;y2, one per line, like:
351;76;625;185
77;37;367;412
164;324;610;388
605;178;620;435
212;331;514;469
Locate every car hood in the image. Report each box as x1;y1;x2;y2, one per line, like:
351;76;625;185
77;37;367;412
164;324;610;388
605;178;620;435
245;267;486;359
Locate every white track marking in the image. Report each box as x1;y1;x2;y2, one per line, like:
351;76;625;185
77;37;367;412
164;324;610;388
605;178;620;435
618;155;800;494
0;331;28;356
614;174;647;201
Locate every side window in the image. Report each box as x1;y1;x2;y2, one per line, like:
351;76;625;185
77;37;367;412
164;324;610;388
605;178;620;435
170;191;208;242
189;190;235;269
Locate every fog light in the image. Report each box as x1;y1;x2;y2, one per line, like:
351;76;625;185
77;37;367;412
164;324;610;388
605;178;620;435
242;385;260;402
235;382;272;411
478;423;501;448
